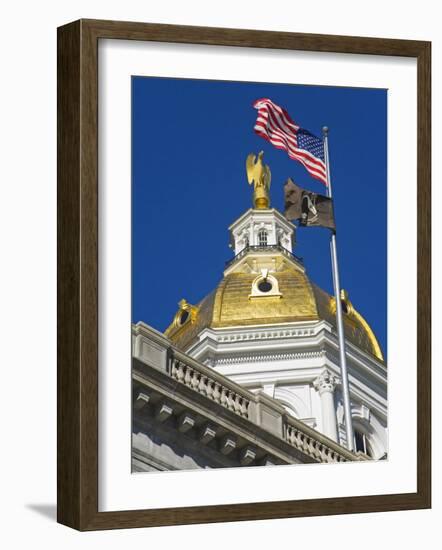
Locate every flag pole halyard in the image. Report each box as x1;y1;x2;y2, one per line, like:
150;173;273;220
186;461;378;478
322;126;355;452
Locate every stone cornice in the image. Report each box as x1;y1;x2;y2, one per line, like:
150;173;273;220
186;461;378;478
214;350;325;365
191;323;386;369
215;327;317;342
188;323;387;388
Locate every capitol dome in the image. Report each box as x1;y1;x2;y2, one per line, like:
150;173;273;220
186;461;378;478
165;247;383;361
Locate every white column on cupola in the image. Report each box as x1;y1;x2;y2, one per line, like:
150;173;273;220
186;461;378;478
248;223;253;249
313;368;339;442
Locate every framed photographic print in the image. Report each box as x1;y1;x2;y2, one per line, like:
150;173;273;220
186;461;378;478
57;19;431;530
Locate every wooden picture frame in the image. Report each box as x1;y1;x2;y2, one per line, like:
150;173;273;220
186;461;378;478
57;18;431;531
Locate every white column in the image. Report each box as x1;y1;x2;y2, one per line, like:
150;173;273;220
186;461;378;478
249;222;253;247
272;220;276;245
314;369;338;442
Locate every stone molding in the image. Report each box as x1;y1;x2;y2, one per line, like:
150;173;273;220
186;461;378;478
214;350;324;366
212;327;317;342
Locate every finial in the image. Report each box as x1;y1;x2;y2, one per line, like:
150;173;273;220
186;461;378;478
322;126;329;136
246;151;271;209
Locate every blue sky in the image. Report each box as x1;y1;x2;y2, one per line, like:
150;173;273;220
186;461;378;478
132;77;387;356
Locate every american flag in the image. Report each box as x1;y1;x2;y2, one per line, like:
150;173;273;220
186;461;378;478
253;98;327;186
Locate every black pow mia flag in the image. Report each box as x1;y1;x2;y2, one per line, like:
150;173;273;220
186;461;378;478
284;178;336;231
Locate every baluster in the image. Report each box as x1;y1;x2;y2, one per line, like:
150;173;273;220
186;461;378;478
228;391;236;411
286;426;294;445
212;383;221;403
184;366;192;387
286;426;293;445
308;437;315;458
290;427;297;447
220;387;228;407
240;398;249;418
311;441;318;459
233;393;241;414
191;370;200;390
205;379;214;399
171;361;178;379
198;375;207;395
302;434;310;455
313;442;321;460
175;361;185;382
299;430;305;448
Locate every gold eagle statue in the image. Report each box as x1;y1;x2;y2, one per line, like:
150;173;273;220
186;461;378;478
246;151;271;209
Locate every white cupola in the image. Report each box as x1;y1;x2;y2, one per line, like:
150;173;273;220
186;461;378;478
228;208;296;256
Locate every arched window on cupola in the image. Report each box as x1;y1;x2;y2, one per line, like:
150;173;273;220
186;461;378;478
258;229;268;246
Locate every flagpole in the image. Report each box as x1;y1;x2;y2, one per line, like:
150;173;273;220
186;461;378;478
322;126;355;452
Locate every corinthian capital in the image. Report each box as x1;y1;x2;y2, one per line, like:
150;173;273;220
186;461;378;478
313;369;338;395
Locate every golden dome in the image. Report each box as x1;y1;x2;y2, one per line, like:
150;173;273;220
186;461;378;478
165;261;384;361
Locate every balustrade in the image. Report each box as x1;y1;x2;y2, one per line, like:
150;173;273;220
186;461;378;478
285;422;349;463
171;358;250;419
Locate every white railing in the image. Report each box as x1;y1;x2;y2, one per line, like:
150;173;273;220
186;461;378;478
285;420;353;463
171;358;250;418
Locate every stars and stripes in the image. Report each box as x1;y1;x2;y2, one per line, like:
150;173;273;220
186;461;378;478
253;98;327;186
